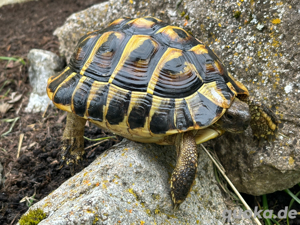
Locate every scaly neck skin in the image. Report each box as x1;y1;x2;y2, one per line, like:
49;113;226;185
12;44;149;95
214;98;251;133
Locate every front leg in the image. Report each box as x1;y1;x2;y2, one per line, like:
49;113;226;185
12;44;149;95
61;112;86;164
171;131;198;209
246;97;279;142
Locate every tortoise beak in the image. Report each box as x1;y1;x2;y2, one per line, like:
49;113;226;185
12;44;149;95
194;128;225;144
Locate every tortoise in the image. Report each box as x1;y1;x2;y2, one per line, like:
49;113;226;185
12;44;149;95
47;16;278;208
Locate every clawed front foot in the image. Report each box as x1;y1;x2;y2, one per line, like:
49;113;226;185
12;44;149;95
247;97;279;142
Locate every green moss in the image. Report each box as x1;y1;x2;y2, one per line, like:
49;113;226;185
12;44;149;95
233;11;241;19
19;208;46;225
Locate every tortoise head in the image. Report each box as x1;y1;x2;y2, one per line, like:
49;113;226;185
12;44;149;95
215;97;251;133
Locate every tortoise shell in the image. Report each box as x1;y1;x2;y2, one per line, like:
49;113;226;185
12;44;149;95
47;16;249;143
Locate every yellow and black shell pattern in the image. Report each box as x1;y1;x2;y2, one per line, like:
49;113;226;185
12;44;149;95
47;16;249;141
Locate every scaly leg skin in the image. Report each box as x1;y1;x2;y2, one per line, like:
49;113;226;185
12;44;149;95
171;131;198;210
61;112;86;165
244;97;279;142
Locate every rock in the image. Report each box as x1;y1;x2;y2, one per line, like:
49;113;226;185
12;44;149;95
53;0;300;195
214;129;300;196
25;49;64;113
19;139;254;225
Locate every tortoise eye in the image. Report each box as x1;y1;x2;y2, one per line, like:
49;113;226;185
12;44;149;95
226;114;234;120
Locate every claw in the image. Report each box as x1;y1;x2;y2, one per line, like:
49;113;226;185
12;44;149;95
267;134;274;143
258;137;265;147
60;112;86;166
60;144;71;163
173;203;180;211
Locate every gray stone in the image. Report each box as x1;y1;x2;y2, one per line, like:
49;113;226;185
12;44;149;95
25;49;64;113
19;140;254;225
53;0;300;195
214;129;300;196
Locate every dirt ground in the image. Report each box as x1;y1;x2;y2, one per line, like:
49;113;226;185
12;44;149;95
0;1;123;224
0;0;299;225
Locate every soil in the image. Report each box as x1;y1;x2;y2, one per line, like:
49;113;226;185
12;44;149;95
0;0;299;225
0;1;122;224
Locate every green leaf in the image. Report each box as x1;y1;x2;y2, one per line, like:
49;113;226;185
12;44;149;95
0;56;26;65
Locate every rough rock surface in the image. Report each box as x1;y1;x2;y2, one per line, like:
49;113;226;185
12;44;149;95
25;49;64;113
19;139;254;225
53;0;300;195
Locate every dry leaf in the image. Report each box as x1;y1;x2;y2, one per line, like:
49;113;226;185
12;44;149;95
27;124;36;129
8;92;22;104
28;142;37;148
50;160;59;165
10;92;17;99
21;142;36;152
6;60;21;69
6;61;14;68
0;102;13;114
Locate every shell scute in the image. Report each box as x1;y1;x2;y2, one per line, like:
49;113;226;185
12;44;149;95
128;93;152;130
69;34;99;72
143;16;162;23
111;35;159;92
153;51;203;98
80;32;126;82
106;86;131;125
103;18;131;33
47;67;72;97
174;99;194;131
149;98;176;134
86;83;109;122
53;73;80;106
120;17;167;36
72;77;94;117
154;26;199;50
187;92;224;128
